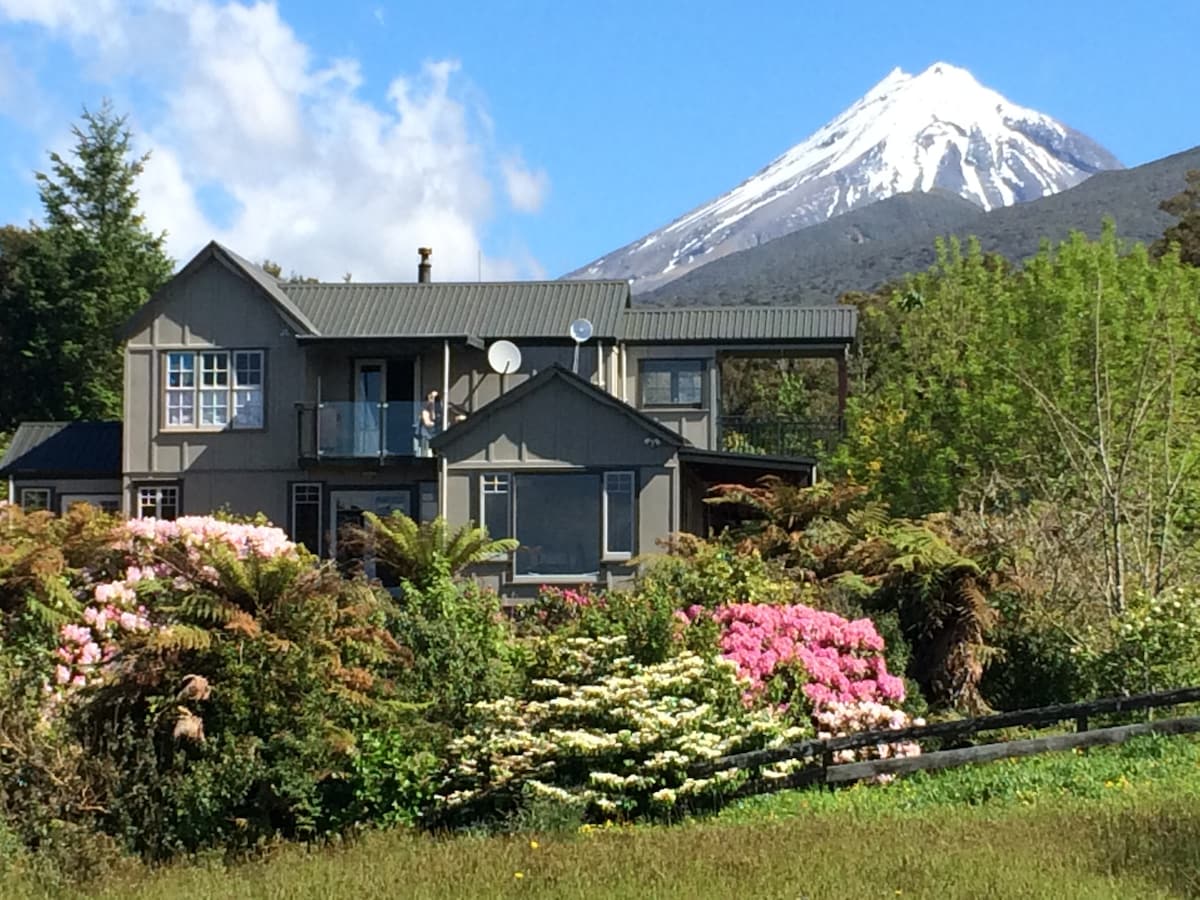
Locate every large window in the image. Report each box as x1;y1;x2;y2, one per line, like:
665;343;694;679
290;483;322;555
482;471;637;578
640;359;704;407
164;350;264;429
514;473;600;577
137;485;179;520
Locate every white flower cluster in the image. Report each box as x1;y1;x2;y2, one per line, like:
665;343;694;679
434;637;806;823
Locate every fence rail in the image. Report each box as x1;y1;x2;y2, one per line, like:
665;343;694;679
691;685;1200;793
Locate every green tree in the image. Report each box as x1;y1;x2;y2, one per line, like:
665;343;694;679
1152;169;1200;267
0;102;173;429
836;226;1200;612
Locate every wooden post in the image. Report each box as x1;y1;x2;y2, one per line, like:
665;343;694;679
1076;715;1089;732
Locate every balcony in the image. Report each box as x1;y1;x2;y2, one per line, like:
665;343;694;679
717;415;844;459
297;401;424;461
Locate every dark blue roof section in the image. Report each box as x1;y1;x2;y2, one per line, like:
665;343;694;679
0;422;121;477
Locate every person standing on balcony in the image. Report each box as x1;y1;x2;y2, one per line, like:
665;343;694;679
419;390;442;457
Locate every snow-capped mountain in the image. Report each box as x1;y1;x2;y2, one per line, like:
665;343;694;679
569;62;1122;293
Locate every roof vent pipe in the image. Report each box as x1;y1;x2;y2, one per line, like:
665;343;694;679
417;247;432;283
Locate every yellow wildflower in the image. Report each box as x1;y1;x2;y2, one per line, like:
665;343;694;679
514;872;524;879
529;840;540;850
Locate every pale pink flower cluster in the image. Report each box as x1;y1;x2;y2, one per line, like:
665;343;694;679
50;516;296;701
815;700;925;776
686;603;905;710
54;577;152;692
123;516;296;561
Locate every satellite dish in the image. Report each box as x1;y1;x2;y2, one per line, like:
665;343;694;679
569;318;593;344
487;339;522;374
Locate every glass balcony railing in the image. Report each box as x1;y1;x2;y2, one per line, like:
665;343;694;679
297;401;425;460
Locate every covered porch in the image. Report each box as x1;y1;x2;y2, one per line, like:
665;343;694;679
715;346;848;459
678;447;815;538
294;337;477;462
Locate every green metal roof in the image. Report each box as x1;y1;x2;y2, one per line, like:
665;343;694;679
281;280;630;340
619;305;857;343
0;422;121;477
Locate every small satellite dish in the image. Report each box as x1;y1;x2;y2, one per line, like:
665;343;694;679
569;318;593;344
487;339;522;374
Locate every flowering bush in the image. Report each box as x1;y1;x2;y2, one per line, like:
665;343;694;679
516;584;697;666
433;636;807;826
1085;588;1200;696
815;701;923;777
685;602;905;711
9;513;417;857
47;516;303;702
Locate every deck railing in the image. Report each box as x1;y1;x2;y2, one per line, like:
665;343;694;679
296;400;424;460
717;415;844;458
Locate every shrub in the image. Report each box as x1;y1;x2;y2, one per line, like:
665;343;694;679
389;573;521;726
636;534;795;611
432;636;806;827
21;516;417;858
517;584;696;666
1086;589;1200;697
686;602;905;711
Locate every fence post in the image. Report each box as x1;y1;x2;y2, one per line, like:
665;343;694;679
1076;714;1088;733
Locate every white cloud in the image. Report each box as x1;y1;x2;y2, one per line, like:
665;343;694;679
501;154;550;214
0;0;549;281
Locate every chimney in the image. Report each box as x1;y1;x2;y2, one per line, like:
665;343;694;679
417;247;432;283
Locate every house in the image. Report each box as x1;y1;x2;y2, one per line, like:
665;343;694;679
1;241;856;596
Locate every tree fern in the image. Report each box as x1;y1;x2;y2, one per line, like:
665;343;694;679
361;511;517;587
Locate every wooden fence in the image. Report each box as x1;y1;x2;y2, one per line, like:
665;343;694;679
691;686;1200;798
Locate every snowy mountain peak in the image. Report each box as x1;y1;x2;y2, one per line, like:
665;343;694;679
569;62;1122;294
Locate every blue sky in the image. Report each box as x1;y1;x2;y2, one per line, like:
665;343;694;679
0;0;1196;281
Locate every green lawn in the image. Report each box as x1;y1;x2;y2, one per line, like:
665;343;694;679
7;735;1200;900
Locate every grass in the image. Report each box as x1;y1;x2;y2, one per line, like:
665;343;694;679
5;735;1200;900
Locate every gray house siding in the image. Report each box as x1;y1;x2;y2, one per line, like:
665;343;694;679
9;477;123;513
620;344;720;449
436;373;680;597
122;257;308;524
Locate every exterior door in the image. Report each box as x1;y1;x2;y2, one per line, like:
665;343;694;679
329;489;412;580
354;359;385;456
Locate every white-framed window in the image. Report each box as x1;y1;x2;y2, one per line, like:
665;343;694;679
290;482;322;555
480;473;512;542
19;487;51;512
640;359;705;408
164;350;264;429
480;472;640;579
137;485;179;520
603;471;635;559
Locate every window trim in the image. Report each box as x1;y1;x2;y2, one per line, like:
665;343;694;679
135;483;181;520
602;470;635;561
19;487;52;512
289;481;323;556
161;348;266;432
485;470;637;583
638;358;706;409
479;472;513;559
